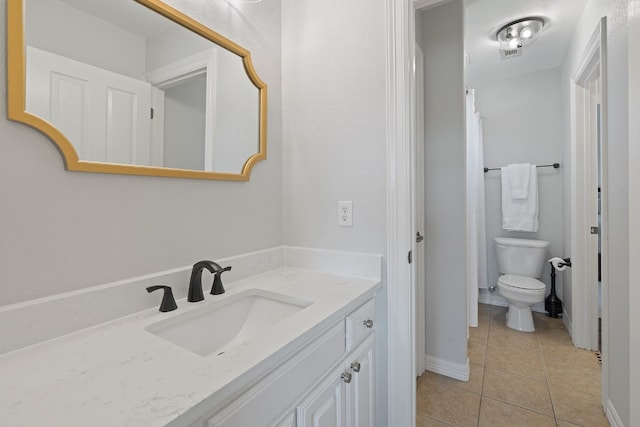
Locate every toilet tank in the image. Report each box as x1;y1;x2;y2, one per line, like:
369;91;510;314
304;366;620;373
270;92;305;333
494;237;550;278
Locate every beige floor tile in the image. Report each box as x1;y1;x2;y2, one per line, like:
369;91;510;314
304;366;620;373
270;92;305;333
532;312;566;331
557;421;581;427
416;380;481;427
420;304;606;426
421;363;484;395
479;397;556;427
470;326;489;343
482;367;553;415
538;327;573;346
545;358;602;397
541;343;601;371
550;383;610;426
468;336;487;365
416;413;455;427
488;328;541;353
485;345;546;381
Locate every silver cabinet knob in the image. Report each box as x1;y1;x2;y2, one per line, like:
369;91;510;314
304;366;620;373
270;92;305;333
341;372;352;383
350;362;361;372
363;319;374;328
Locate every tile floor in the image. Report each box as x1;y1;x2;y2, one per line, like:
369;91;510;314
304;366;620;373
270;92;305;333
416;304;608;427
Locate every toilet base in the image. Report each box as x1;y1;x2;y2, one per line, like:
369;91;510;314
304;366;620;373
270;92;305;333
506;305;535;332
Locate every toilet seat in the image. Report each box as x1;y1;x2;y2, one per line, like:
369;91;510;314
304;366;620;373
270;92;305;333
498;274;545;291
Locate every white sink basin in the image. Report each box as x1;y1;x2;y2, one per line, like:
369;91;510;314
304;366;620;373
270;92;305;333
145;289;312;356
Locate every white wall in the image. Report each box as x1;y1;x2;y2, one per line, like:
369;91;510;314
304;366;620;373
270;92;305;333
0;0;283;306
25;0;146;79
419;0;468;368
145;24;212;72
280;0;388;421
561;0;629;424
474;68;565;310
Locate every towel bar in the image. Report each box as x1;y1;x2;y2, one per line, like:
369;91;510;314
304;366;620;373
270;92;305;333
484;163;560;173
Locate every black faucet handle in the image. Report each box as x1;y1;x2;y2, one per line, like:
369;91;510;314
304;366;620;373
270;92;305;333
146;285;178;312
210;265;232;295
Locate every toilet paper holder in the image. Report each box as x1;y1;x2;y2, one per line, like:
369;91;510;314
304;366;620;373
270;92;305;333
546;257;570;318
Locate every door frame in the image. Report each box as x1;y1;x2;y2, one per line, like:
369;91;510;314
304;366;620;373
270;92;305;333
385;0;415;425
570;17;608;404
413;44;426;377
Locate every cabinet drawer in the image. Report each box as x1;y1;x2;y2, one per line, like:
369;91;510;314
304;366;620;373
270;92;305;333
345;299;375;351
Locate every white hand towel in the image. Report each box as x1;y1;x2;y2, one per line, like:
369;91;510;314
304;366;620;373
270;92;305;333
501;164;539;232
507;163;531;199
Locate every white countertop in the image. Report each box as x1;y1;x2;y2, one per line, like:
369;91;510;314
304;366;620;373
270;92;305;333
0;267;380;426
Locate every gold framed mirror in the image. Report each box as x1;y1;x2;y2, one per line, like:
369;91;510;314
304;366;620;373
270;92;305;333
7;0;267;181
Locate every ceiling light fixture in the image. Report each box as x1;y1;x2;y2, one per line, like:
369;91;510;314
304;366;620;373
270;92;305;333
496;17;545;53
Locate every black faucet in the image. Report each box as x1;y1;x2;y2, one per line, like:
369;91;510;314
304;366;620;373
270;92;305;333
188;260;219;302
146;285;178;312
210;265;232;295
188;260;232;302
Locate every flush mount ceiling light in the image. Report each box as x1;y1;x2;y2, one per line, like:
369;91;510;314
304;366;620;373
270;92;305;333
496;17;545;55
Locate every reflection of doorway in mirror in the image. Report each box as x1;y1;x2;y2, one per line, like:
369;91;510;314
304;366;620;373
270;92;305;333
26;46;152;165
162;74;207;171
146;50;216;172
147;48;260;174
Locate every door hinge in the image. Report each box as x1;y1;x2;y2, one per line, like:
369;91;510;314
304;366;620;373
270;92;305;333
416;231;424;243
150;107;154;119
590;226;599;235
408;250;412;264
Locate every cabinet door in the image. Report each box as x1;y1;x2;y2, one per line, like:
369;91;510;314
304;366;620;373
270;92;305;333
347;335;375;427
296;366;347;427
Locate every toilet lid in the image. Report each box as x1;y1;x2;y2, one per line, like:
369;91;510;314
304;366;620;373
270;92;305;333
498;274;545;291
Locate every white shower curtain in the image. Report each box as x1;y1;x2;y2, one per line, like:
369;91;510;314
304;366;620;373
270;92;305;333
466;89;488;328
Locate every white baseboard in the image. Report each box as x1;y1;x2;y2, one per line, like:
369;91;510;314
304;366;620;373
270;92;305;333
424;355;470;382
563;309;573;338
605;398;624;427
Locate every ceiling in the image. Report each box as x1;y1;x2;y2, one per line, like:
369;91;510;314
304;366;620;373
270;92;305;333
464;0;588;85
57;0;173;38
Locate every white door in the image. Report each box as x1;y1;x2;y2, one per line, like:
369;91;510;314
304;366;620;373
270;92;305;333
26;46;152;165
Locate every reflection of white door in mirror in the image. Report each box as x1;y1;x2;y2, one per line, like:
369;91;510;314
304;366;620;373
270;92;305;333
10;0;267;181
26;46;152;165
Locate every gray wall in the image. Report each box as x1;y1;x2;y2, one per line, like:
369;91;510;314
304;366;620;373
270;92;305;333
419;0;468;367
281;0;388;421
163;74;207;170
25;0;146;79
474;67;565;308
0;0;283;305
561;0;630;423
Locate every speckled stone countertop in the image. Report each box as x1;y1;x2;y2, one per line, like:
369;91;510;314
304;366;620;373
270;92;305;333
0;267;380;426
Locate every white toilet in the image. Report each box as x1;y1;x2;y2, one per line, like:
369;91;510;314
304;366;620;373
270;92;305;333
494;237;550;332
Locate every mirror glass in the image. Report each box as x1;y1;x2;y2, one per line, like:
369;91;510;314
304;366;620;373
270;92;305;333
10;0;266;180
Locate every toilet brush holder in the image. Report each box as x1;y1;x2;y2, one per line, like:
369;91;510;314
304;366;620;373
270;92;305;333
545;260;566;318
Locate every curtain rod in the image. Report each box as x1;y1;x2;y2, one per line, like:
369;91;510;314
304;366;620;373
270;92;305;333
483;163;560;173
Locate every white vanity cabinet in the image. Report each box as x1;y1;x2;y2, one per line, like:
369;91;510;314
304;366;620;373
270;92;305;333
201;298;376;427
296;334;375;427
